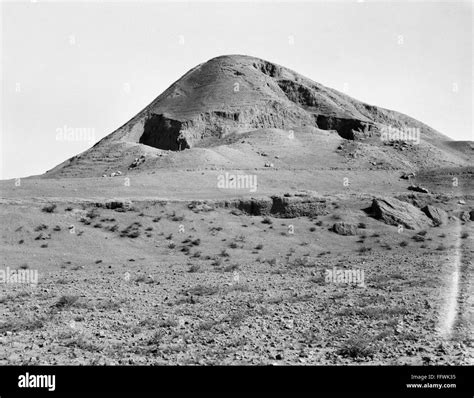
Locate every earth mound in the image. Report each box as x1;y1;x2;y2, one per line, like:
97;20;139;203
44;54;471;178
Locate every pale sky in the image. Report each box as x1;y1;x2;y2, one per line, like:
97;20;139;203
1;0;472;179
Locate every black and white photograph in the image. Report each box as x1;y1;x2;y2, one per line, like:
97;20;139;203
0;0;472;394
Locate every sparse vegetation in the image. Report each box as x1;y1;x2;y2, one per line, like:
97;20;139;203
120;222;141;238
337;338;375;358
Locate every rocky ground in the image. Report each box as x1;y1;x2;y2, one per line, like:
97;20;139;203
0;177;472;365
1;54;472;367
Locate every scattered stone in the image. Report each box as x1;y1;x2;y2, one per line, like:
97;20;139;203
330;222;358;236
459;211;471;222
400;172;416;180
408;185;429;194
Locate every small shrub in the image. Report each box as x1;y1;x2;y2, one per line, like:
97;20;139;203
34;224;48;232
86;208;100;219
224;263;239;272
212;257;222;267
412;234;425;242
54;295;80;310
235;234;246;242
188;264;201;273
42;204;57;213
171;214;184;222
108;224;119;232
337;338;375;358
262;217;272;225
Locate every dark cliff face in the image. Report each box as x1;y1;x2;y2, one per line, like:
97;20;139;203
139;114;189;151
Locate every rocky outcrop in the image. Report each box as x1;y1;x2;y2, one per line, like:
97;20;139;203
228;193;328;218
94;199;133;211
236;197;273;216
408;185;430;194
270;195;327;218
422;205;448;226
369;197;433;230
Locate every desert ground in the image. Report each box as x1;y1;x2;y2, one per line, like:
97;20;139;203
0;165;472;365
0;55;472;365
